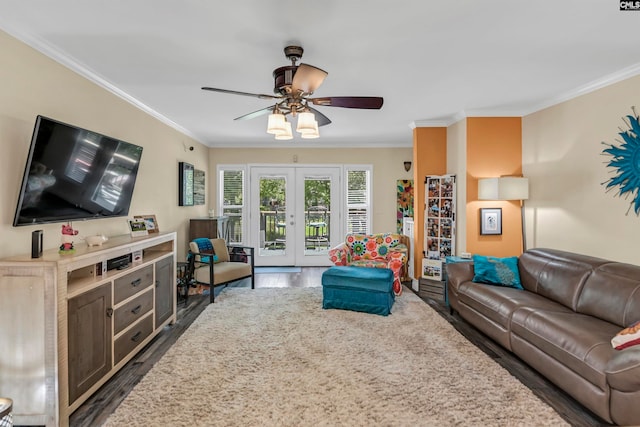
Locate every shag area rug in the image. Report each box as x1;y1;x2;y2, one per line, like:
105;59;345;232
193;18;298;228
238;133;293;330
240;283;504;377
104;287;567;427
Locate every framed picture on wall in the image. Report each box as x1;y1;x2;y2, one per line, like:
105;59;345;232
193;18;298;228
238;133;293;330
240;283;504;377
480;208;502;235
193;169;205;205
178;162;194;206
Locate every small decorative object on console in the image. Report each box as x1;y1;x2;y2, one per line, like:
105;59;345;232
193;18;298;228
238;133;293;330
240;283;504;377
59;222;78;254
85;235;108;247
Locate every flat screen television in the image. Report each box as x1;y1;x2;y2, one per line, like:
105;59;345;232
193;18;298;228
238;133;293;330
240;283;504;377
13;115;143;226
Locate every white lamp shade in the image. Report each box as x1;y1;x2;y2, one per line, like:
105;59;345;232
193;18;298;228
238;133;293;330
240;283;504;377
296;112;317;134
300;121;319;139
274;121;293;140
267;113;287;135
478;177;529;200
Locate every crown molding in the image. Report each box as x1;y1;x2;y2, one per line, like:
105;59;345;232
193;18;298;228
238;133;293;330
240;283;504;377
410;110;466;128
520;62;640;116
0;22;205;145
410;62;640;128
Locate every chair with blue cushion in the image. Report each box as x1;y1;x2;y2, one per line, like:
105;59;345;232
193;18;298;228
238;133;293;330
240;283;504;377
188;238;255;303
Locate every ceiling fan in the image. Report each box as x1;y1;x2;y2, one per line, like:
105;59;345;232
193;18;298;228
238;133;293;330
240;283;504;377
202;45;383;138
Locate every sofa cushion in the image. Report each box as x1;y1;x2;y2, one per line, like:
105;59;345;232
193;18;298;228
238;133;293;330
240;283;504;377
458;282;569;331
577;262;640;327
472;255;523;289
511;308;619;388
518;249;605;310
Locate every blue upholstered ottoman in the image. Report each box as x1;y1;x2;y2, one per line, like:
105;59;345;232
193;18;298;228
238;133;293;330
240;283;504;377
322;266;395;316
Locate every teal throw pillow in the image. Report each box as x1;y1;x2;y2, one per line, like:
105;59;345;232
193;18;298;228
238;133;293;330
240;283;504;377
472;254;523;289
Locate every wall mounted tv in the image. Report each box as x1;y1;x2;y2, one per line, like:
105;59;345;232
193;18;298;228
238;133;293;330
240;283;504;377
13;115;143;226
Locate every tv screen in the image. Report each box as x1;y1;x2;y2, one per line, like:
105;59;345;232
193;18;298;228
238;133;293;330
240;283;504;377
13;116;143;226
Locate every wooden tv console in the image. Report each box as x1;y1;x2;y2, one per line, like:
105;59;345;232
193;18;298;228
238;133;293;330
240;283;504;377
0;232;177;427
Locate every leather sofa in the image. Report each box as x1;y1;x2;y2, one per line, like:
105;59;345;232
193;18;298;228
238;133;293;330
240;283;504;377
446;248;640;425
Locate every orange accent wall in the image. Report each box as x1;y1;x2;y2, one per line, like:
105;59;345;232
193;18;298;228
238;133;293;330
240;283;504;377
412;127;447;278
466;117;523;257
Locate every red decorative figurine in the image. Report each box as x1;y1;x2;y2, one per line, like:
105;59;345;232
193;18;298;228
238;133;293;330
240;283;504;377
59;222;79;254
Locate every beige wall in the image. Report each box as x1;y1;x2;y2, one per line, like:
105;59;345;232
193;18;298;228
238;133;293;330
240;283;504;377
0;30;207;260
523;74;640;264
208;147;413;235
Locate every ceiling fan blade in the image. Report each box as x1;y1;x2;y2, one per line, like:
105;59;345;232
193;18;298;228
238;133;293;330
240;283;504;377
308;107;332;127
291;63;328;94
202;87;280;100
309;96;384;109
234;106;275;121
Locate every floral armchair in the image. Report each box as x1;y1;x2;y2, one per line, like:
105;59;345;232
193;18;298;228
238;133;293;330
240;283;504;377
328;233;408;295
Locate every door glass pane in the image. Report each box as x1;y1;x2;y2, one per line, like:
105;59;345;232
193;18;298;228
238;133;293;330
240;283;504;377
304;176;331;255
259;176;286;256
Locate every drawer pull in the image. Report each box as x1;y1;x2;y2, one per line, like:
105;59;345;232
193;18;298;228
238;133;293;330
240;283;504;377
131;305;142;315
131;331;142;342
131;278;142;287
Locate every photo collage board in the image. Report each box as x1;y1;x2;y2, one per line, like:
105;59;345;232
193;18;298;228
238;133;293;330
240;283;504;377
422;174;456;281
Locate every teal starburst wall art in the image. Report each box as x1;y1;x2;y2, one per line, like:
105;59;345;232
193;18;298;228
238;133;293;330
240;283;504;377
602;106;640;215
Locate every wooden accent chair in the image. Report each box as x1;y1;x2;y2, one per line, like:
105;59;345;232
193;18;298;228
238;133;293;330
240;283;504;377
188;238;255;303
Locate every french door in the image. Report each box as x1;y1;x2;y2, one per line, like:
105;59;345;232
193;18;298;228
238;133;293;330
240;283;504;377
249;166;340;266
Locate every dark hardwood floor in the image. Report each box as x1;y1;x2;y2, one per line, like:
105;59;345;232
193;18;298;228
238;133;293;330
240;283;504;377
69;267;610;427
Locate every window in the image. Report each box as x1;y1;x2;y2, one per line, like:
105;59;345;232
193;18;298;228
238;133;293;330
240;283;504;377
345;166;372;234
218;166;246;244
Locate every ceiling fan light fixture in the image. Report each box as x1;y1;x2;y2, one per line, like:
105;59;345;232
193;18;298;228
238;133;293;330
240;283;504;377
300;122;320;139
274;121;293;140
267;112;286;135
296;111;316;134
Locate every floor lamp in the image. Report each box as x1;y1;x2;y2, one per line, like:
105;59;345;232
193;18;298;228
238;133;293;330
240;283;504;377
478;177;530;253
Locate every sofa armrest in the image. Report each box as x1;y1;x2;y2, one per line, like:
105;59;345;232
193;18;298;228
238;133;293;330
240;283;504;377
606;346;640;392
329;242;349;265
446;262;475;289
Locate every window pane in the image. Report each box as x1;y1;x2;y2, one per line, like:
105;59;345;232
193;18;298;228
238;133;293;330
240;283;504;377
346;168;370;234
220;169;244;244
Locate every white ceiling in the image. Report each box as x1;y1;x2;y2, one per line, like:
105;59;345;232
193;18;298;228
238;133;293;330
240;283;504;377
1;1;639;148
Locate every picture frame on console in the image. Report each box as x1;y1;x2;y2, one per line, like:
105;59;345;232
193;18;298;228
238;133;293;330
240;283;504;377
480;208;502;235
128;218;148;237
134;214;159;233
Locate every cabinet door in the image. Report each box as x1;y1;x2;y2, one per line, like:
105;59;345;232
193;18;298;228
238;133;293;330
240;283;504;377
68;282;112;404
155;255;174;328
